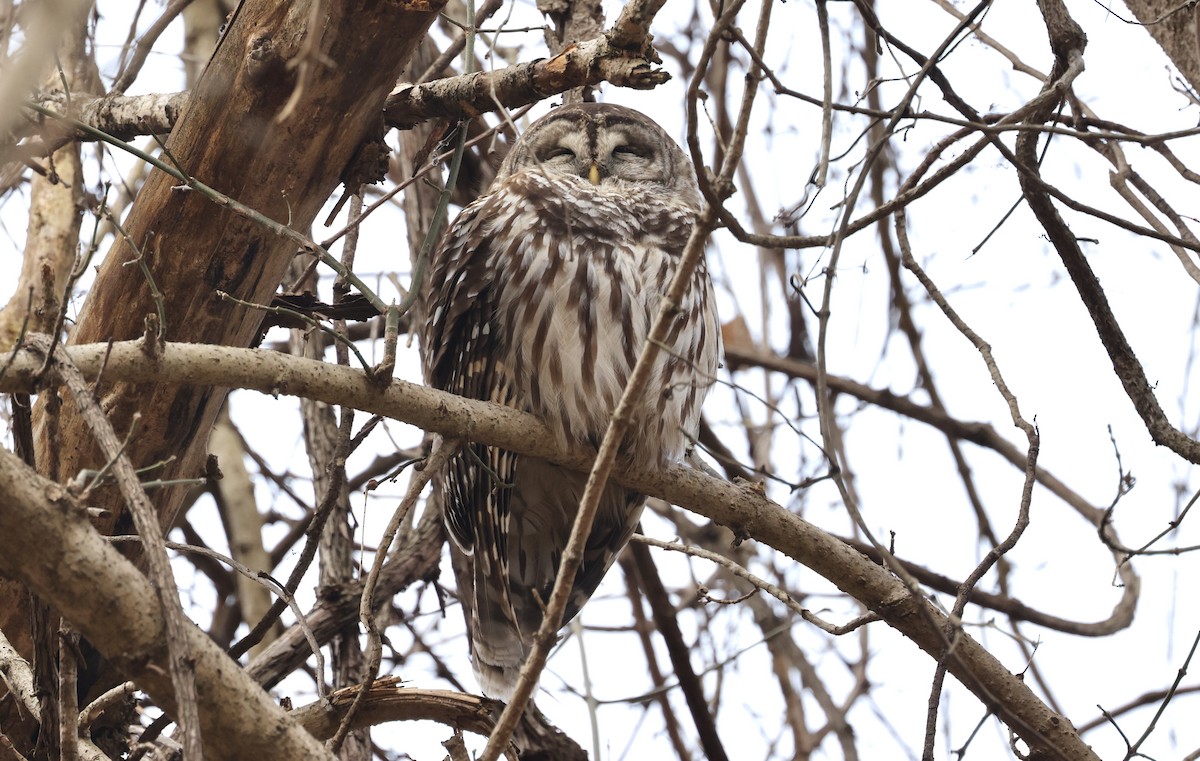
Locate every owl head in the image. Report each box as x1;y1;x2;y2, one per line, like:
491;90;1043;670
495;102;700;205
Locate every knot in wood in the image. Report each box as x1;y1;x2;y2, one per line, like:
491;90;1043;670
245;32;282;83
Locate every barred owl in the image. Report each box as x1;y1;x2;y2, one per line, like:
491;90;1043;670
421;103;720;700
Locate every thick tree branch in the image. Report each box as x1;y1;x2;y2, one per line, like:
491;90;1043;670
607;0;668;52
1121;0;1200;97
0;445;335;761
1;340;1100;761
21;90;187;142
291;682;515;756
290;680;586;761
0;630;38;720
386;35;669;127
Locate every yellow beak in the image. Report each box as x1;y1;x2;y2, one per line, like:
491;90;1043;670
588;163;601;185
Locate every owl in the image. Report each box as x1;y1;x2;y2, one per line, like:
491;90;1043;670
421;102;720;700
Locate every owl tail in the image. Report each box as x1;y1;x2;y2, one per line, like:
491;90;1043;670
455;542;529;702
453;461;646;700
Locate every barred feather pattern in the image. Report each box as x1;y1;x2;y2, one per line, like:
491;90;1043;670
421;103;720;700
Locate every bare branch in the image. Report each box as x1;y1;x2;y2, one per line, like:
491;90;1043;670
1013;2;1200;465
0;339;1101;760
20;90;187;142
385;35;669;128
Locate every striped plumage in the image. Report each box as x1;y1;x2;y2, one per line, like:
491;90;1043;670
421;103;720;700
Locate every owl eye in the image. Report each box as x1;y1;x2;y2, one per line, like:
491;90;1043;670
543;146;576;160
612;145;646;158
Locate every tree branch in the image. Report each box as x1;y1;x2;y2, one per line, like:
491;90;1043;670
17;29;672;145
1015;1;1200;465
21;90;187;142
384;34;669;128
0;339;1100;761
26;335;204;758
627;541;730;761
0;443;335;760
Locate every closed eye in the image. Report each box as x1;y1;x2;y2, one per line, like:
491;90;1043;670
613;145;646;158
543;146;576;160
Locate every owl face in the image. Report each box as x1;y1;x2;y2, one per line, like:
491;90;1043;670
496;103;700;203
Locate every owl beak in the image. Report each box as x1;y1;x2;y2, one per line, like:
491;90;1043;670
587;162;601;185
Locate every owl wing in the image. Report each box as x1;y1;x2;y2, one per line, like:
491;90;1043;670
421;196;517;568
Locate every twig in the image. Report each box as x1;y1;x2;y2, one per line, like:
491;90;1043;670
419;0;506;83
216;290;372;369
632;534;878;635
329;437;460;750
627;541;730;761
1006;5;1200;466
814;0;833;187
78;682;135;729
245;503;447;692
569;618;603;761
811;0;994;662
1107;159;1200;284
1123;627;1200;757
618;563;691;760
396;115;470;320
110;0;196;94
897;207;1040;758
227;429;351;663
107;536;326;701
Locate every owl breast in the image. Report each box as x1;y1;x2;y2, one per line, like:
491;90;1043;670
483;171;715;465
